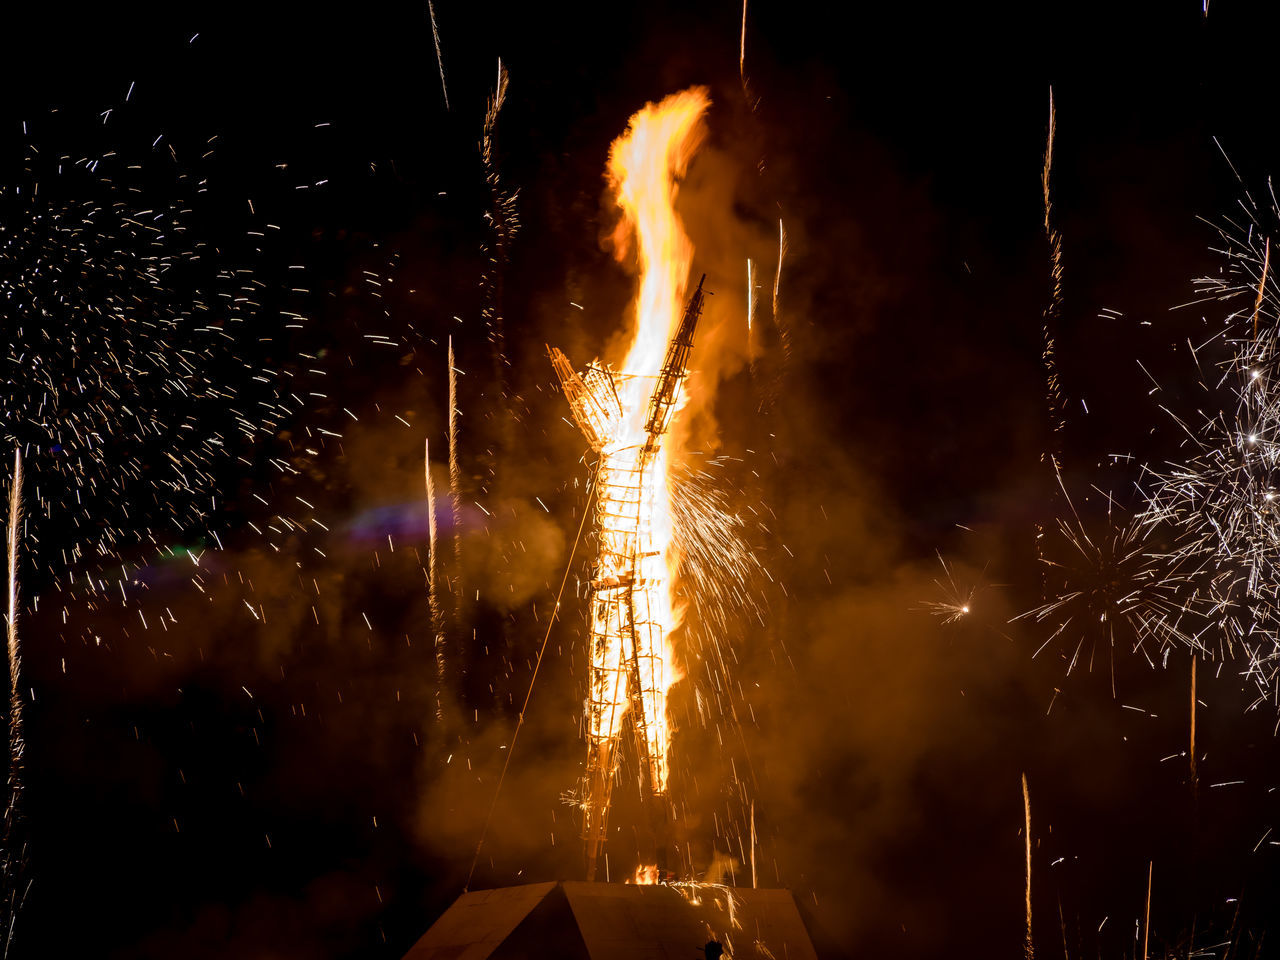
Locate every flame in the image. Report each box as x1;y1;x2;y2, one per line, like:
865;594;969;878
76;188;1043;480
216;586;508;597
608;87;709;412
605;86;709;792
630;864;660;885
556;87;710;881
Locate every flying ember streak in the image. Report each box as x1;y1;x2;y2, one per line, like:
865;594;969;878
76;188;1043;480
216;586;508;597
549;86;710;882
0;128;318;604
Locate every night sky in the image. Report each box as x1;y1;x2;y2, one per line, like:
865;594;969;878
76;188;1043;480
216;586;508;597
3;1;1280;958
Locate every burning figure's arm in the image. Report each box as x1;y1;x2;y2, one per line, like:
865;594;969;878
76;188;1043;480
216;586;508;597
643;275;706;445
547;345;624;450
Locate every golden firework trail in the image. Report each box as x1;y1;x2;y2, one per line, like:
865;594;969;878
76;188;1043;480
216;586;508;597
1143;860;1153;960
425;440;444;722
427;0;449;111
1253;237;1269;339
1023;772;1034;960
481;61;517;394
773;219;787;324
773;219;789;369
447;336;462;624
549;87;710;882
1190;656;1198;790
1039;88;1065;448
3;449;24;959
5;449;22;787
746;258;761;396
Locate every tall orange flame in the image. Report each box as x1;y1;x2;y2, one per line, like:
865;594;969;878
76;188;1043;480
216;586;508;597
609;87;709;409
607;86;709;794
551;86;711;882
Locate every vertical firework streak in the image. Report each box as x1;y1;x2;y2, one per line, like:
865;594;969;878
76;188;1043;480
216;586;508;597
773;219;789;369
1034;90;1066;606
1039;88;1066;448
1142;861;1153;960
5;450;20;790
746;258;759;382
3;450;23;957
447;338;463;654
1023;772;1034;960
480;61;517;398
1253;238;1269;339
427;0;450;110
426;440;444;722
753;219;790;416
1190;656;1198;790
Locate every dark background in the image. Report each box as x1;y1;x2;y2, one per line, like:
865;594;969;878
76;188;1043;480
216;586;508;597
0;1;1279;957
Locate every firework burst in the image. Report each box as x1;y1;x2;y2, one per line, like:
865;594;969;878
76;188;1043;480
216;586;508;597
1018;465;1206;690
919;551;983;625
1137;208;1280;705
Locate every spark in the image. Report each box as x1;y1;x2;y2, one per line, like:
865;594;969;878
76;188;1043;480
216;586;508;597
919;551;981;624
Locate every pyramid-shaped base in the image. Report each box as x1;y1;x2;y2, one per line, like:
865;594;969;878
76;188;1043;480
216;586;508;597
403;880;818;960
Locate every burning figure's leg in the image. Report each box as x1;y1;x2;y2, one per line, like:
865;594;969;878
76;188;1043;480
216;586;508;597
628;568;676;879
630;582;671;794
583;586;632;881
